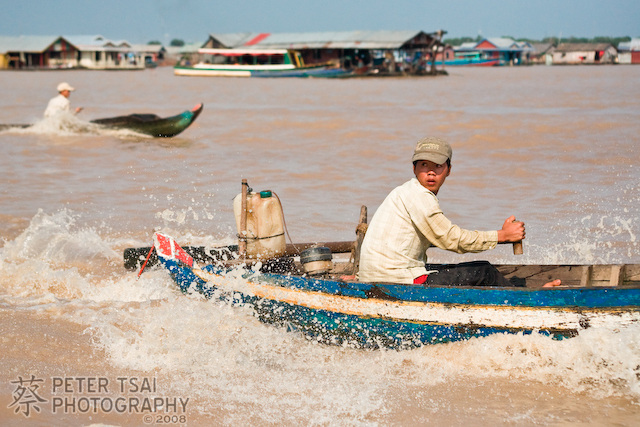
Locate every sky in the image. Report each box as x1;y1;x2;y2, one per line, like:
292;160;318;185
5;0;639;45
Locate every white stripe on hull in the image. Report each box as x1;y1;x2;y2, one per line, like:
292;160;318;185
194;270;640;333
174;68;253;77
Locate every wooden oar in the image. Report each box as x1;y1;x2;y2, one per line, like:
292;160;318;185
239;179;248;259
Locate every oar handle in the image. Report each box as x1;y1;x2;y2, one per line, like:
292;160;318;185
512;217;523;255
513;241;523;255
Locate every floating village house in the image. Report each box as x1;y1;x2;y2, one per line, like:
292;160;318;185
63;35;145;69
550;43;617;65
0;36;78;68
528;42;555;65
617;38;640;64
450;37;533;66
197;30;447;74
0;35;146;70
130;43;167;67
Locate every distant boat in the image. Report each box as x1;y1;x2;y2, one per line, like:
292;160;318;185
91;103;203;137
0;104;203;138
174;48;348;78
438;51;500;67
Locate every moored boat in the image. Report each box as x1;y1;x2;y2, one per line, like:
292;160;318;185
437;51;500;66
174;48;348;78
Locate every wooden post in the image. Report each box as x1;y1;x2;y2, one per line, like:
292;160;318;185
239;179;248;260
580;265;593;287
609;265;625;287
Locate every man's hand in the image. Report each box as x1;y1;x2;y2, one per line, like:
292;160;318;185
497;215;525;243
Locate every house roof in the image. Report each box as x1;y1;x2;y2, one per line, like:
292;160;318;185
455;37;530;52
457;41;477;49
475;37;526;51
555;43;616;53
0;35;70;53
130;44;166;53
530;42;554;55
207;30;444;50
163;44;201;57
618;38;640;51
485;37;520;48
64;35;132;51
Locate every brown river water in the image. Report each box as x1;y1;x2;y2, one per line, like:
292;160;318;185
0;65;639;425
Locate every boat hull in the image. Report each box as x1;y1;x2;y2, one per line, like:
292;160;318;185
436;59;500;66
174;65;348;78
157;255;640;350
91;103;203;137
1;104;203;138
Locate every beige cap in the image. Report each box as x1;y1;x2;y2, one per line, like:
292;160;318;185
57;82;75;92
412;136;452;164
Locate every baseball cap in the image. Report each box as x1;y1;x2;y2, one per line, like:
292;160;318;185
57;82;75;92
411;136;452;164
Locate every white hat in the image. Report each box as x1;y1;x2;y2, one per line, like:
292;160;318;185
57;82;75;92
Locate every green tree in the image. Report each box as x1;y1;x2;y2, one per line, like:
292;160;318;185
170;39;185;47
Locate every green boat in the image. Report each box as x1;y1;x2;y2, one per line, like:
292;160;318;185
90;103;203;137
0;103;203;138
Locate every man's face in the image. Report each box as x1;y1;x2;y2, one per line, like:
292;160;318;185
413;160;450;195
60;90;71;98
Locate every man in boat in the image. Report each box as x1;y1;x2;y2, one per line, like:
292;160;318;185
358;136;560;287
44;82;83;118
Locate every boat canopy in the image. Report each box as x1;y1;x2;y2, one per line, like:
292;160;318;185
198;48;291;56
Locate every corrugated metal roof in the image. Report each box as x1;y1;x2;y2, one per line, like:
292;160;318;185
530;43;554;54
64;35;109;46
64;35;132;49
456;37;529;52
209;30;435;50
208;32;261;48
0;35;62;53
456;42;477;50
130;44;165;53
485;37;520;49
618;38;640;51
555;43;615;53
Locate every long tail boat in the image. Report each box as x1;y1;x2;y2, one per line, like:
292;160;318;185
126;182;640;350
91;103;203;137
0;103;203;138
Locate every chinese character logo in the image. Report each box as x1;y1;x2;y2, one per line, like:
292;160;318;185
8;375;48;417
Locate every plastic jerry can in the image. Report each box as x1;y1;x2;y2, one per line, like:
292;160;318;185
233;190;286;259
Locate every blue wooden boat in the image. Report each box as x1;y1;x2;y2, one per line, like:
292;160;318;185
436;50;500;67
148;232;640;350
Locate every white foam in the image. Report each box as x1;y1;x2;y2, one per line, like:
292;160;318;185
5;112;151;139
1;209;639;424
